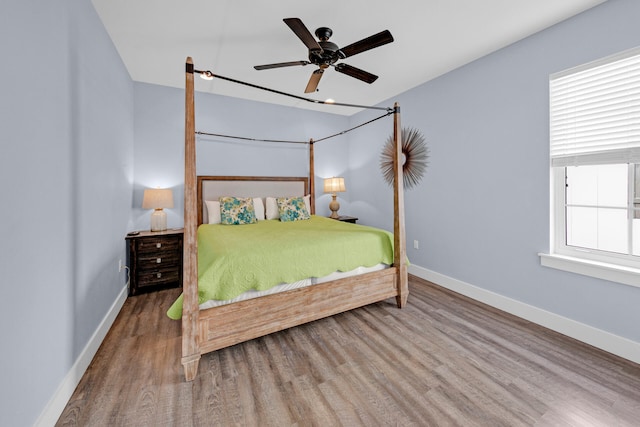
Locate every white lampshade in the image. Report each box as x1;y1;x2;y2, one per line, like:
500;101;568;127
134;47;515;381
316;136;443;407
323;177;346;194
142;188;174;231
142;188;174;209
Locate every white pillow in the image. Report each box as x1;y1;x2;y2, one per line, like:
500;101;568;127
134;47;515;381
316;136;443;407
205;200;221;224
253;197;265;221
265;197;279;220
304;194;311;215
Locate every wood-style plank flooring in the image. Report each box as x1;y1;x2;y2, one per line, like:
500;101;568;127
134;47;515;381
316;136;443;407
57;276;640;426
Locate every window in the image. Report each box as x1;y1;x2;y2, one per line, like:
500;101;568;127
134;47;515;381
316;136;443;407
562;164;638;257
542;47;640;287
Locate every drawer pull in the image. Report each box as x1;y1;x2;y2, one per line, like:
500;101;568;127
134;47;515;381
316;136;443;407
156;243;162;248
156;258;162;264
157;272;162;278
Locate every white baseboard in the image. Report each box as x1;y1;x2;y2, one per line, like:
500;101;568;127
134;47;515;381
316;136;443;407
408;264;640;365
34;286;128;427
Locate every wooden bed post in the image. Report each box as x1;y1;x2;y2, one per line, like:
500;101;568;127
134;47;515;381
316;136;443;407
182;57;201;381
393;102;408;308
309;139;315;214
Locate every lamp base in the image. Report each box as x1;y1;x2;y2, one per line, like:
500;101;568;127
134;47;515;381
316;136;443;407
150;209;167;231
329;195;340;219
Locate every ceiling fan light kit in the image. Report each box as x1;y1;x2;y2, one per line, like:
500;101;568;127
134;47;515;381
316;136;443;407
254;18;394;93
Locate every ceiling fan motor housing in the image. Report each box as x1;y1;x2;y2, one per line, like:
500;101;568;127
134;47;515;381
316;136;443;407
309;40;344;66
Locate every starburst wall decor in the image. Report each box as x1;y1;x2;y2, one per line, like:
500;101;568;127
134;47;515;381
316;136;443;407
380;127;429;190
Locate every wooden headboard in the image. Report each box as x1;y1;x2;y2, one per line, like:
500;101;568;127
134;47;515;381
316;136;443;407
197;176;309;225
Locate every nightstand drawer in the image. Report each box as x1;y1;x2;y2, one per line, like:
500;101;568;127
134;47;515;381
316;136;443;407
136;253;180;271
136;267;180;288
136;237;181;254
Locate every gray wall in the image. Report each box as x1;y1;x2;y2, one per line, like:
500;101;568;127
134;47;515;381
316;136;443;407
0;1;133;425
349;0;640;342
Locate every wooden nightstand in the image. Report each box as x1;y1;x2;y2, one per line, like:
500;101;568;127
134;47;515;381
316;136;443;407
335;215;358;224
125;229;183;296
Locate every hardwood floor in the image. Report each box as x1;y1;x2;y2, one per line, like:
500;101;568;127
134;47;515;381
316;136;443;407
56;276;640;426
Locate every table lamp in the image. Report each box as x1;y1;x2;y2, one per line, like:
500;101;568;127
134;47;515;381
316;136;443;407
323;177;346;219
142;188;174;231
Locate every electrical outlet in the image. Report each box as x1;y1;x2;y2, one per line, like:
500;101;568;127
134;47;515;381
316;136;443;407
413;240;419;250
118;259;123;272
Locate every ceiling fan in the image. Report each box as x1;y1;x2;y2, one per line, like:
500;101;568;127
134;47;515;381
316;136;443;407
254;18;394;93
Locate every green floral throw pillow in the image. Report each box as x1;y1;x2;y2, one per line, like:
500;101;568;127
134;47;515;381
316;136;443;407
219;196;257;225
277;196;310;222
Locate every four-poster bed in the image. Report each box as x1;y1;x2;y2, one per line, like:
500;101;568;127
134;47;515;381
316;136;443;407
179;57;407;381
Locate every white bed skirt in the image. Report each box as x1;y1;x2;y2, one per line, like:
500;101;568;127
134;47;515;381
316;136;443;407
199;264;389;310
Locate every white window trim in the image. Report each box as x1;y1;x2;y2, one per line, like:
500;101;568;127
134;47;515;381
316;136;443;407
539;253;640;288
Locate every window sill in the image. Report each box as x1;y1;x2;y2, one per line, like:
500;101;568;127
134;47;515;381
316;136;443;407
539;253;640;288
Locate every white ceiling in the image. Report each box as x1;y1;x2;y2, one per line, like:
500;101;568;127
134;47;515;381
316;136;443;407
92;0;606;115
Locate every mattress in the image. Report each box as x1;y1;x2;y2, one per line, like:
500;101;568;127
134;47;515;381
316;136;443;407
198;263;389;309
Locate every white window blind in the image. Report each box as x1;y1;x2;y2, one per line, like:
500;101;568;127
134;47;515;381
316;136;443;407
550;47;640;167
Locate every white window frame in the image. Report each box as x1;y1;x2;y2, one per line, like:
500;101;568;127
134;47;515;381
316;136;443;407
540;47;640;288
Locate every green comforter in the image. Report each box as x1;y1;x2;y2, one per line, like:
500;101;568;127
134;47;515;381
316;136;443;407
167;215;395;319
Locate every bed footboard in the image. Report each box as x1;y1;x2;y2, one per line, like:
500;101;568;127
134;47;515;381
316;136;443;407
197;268;398;355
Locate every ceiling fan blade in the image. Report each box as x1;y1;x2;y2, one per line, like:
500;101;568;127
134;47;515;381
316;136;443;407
340;30;394;58
334;63;378;84
284;18;323;52
304;69;324;93
254;60;310;70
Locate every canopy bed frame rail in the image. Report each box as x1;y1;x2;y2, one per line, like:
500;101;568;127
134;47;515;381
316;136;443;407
181;57;407;381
